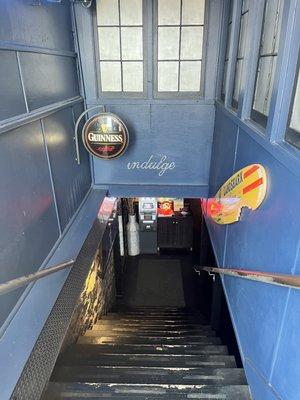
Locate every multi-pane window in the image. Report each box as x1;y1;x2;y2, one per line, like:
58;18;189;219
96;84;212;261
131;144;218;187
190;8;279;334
231;0;249;109
96;0;144;93
285;63;300;149
251;0;283;126
221;0;233;101
156;0;205;94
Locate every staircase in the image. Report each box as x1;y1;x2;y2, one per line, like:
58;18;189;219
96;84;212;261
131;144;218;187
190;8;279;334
44;307;251;399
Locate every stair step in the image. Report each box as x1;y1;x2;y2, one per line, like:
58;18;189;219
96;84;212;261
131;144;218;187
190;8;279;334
96;320;209;328
77;335;221;345
44;382;252;400
68;343;229;355
103;315;207;322
113;306;200;311
91;327;215;336
51;366;247;385
109;311;205;317
58;352;237;368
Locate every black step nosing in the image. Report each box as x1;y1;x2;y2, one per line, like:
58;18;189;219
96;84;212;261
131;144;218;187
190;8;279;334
66;345;229;355
54;366;244;372
91;328;215;332
58;361;236;367
46;381;251;391
60;353;235;360
95;323;211;328
77;340;222;346
84;333;217;339
107;317;206;320
44;386;251;400
51;367;247;385
72;343;227;348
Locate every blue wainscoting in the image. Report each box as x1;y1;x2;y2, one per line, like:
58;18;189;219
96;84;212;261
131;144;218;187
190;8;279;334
207;104;300;400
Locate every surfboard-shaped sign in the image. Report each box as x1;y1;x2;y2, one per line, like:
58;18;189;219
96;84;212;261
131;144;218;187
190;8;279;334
208;164;267;224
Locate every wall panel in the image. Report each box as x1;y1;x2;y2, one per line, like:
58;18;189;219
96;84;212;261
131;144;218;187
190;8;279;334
93;103;214;190
0;121;60;326
0;50;26;121
20;53;79;111
208;105;300;399
0;0;74;51
43;108;91;230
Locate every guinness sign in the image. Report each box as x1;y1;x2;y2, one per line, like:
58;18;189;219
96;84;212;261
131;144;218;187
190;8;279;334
82;113;129;160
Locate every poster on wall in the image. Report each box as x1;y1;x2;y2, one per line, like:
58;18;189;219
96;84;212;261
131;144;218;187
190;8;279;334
208;164;267;224
82;113;129;160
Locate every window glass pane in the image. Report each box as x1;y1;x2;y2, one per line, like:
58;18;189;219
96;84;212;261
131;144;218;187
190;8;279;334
100;62;122;91
222;61;228;98
231;5;249;109
181;27;203;59
225;23;232;60
253;56;276;116
158;27;180;60
242;0;249;13
237;13;248;58
260;0;282;55
182;0;205;25
123;62;143;91
98;27;120;60
120;0;143;25
232;59;243;104
290;68;300;132
221;1;233;100
156;0;204;94
180;61;201;91
251;0;283;122
97;0;144;94
97;0;119;26
158;0;181;25
121;27;143;60
158;62;178;91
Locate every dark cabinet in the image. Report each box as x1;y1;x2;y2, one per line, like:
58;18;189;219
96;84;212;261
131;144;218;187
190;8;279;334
157;215;193;250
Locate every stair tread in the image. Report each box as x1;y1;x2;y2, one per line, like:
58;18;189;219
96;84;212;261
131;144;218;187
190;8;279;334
51;366;247;385
96;320;210;328
85;331;217;338
44;307;249;399
58;353;237;367
44;382;252;400
68;343;229;355
77;336;221;345
92;326;214;333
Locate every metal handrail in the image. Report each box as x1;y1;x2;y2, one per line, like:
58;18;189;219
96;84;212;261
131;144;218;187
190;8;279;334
0;260;74;296
200;266;300;290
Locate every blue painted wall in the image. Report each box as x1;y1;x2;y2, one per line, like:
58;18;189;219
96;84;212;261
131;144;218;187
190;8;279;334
205;0;300;397
0;0;91;329
207;106;300;400
74;0;223;197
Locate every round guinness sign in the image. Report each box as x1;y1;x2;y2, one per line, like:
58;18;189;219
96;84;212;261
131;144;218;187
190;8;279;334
82;113;129;160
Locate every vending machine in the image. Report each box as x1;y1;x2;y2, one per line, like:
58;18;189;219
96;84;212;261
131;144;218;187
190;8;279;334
138;197;157;254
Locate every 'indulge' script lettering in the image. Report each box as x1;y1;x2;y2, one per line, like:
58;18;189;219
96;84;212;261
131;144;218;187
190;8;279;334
127;155;176;176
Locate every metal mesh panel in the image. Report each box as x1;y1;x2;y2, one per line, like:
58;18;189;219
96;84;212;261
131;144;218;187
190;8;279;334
11;218;106;400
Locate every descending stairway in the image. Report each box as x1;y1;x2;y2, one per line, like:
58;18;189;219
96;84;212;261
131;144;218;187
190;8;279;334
44;307;251;399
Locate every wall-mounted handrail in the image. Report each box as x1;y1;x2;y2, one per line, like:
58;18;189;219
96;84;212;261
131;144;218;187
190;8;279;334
0;260;74;296
200;266;300;290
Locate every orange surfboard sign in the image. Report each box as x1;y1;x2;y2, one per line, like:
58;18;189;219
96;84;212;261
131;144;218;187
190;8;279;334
208;164;267;225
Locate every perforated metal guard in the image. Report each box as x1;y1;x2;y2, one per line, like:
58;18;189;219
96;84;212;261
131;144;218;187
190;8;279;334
11;218;107;400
